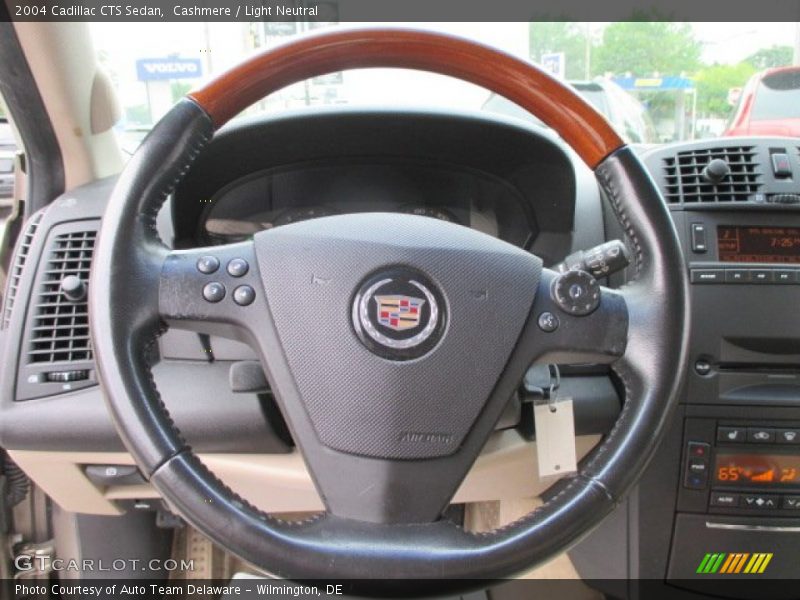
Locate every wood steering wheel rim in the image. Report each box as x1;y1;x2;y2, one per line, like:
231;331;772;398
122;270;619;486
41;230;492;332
187;27;624;168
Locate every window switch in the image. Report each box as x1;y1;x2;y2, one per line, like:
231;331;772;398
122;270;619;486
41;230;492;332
691;223;707;253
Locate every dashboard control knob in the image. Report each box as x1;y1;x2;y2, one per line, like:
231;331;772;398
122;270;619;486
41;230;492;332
46;369;89;382
694;359;712;376
60;275;87;302
702;158;730;184
203;282;226;303
233;285;256;306
551;270;600;316
197;255;220;274
537;311;559;332
227;258;249;277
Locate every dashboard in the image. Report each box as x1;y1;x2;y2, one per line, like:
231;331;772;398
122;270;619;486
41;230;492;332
4;105;800;596
1;107;598;441
170;109;581;267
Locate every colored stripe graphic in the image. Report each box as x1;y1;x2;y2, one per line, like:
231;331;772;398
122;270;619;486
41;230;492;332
697;553;773;574
704;553;725;573
719;554;735;574
697;554;713;574
744;554;760;574
733;553;749;573
712;553;726;573
753;553;772;573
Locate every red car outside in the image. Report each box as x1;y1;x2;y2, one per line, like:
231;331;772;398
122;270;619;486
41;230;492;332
724;66;800;137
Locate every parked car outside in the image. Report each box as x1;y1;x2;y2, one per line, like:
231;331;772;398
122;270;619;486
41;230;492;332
724;66;800;137
482;77;658;143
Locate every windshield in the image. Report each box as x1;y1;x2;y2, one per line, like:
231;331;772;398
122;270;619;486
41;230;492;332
90;22;800;152
572;86;612;117
0;98;16;211
751;70;800;120
0;107;15;152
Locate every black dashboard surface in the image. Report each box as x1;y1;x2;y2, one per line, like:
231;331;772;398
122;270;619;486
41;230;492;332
171;108;579;265
8;111;797;460
0;109;596;454
3;110;800;597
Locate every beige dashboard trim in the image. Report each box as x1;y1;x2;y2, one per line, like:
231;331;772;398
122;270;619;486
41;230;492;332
9;432;600;516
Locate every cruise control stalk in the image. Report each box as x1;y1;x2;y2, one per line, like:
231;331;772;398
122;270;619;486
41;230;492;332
553;240;631;279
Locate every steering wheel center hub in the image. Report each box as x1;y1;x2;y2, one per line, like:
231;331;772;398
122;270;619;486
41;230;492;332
352;267;446;360
253;212;541;460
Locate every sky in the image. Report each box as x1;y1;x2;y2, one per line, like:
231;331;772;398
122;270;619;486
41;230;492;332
692;22;797;64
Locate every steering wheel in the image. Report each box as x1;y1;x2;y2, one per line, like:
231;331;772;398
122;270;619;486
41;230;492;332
90;28;688;591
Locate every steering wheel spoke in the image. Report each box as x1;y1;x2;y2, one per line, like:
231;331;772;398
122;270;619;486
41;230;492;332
522;268;629;367
158;241;261;339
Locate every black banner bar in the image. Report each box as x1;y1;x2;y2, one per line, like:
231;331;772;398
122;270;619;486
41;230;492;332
8;578;800;600
3;0;800;23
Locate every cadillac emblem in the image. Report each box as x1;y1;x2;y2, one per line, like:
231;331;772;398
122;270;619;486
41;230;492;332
375;295;425;331
352;267;446;360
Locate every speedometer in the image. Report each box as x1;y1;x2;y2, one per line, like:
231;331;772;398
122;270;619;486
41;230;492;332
398;205;459;223
204;205;337;245
273;205;338;226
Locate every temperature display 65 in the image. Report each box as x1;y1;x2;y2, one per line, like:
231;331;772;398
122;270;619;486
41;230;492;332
714;452;800;486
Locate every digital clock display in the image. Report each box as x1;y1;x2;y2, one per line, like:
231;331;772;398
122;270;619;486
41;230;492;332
718;226;800;263
714;452;800;487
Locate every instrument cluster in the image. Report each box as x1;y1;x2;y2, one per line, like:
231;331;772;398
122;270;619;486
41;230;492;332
197;161;535;248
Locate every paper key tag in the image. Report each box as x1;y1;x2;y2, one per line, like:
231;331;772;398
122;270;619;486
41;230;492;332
534;397;578;478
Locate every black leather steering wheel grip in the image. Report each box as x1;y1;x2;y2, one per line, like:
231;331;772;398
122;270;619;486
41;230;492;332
90;28;688;590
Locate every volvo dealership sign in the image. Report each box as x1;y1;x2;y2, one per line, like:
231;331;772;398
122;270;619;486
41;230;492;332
136;58;203;81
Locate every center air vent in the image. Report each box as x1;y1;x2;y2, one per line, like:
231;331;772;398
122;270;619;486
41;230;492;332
662;146;763;204
27;230;97;364
1;211;44;329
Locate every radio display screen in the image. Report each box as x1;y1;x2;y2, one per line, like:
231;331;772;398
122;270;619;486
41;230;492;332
718;226;800;263
714;452;800;486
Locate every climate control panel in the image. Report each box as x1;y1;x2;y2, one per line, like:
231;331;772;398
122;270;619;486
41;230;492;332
679;417;800;517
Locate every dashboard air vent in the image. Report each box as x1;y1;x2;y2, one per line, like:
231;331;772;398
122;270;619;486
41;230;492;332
27;230;97;364
662;146;763;204
1;212;44;329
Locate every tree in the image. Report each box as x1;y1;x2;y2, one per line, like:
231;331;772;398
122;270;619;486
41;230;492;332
529;22;593;80
695;62;756;118
745;46;793;70
593;21;702;77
